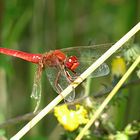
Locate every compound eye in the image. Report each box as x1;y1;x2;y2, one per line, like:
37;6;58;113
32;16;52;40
70;61;79;71
65;56;79;71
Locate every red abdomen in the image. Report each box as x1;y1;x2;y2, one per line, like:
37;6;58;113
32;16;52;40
0;48;42;64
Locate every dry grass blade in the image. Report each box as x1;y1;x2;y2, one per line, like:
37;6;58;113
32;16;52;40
10;22;140;140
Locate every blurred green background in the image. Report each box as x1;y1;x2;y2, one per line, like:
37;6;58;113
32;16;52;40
0;0;139;139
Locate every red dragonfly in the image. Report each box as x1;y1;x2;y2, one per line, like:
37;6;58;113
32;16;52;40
0;44;111;110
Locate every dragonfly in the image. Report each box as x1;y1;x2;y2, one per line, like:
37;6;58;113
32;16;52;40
0;44;112;111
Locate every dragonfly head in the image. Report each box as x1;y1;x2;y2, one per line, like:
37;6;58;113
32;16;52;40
65;56;79;71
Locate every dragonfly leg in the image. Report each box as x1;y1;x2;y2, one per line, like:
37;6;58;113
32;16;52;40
65;70;79;82
65;71;73;82
54;71;65;99
63;70;77;102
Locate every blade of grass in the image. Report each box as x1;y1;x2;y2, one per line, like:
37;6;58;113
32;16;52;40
10;22;140;140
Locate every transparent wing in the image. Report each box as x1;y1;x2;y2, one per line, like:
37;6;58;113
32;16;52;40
90;63;110;77
61;43;113;77
31;66;42;112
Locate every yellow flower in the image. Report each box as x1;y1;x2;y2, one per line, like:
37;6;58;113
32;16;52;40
54;104;89;131
111;56;126;77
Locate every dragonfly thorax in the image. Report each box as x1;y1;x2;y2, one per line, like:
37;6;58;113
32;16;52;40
41;50;66;67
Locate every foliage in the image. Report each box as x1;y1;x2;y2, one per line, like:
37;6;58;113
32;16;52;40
0;0;139;140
